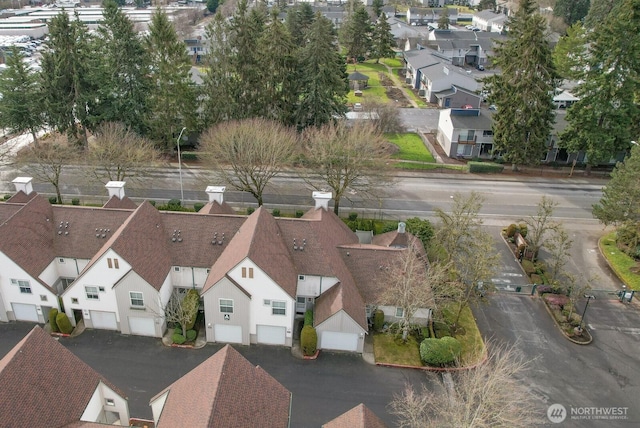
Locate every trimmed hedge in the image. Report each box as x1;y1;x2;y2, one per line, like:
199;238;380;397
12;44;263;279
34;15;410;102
373;309;385;331
186;329;197;341
184;289;200;331
49;308;59;333
194;202;204;212
506;223;517;238
295;210;304;218
433;321;451;338
172;333;186;345
301;325;318;356
174;326;182;335
468;162;504;174
272;209;280;217
56;312;73;334
304;310;314;327
521;259;536;275
420;336;462;366
181;151;198;161
71;198;80;206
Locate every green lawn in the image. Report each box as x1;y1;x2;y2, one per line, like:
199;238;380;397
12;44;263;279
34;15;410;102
387;133;436;162
442;303;486;366
373;332;422;366
346;63;389;104
392;162;466;171
600;231;640;290
381;57;403;68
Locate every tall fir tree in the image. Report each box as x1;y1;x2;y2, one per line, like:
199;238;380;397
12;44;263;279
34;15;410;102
553;0;590;26
145;8;196;151
286;2;315;47
92;0;151;135
483;0;557;169
372;0;384;17
560;0;640;167
371;13;395;63
0;47;45;146
297;13;348;128
552;22;588;81
41;11;95;147
585;0;621;28
340;3;373;62
437;8;450;30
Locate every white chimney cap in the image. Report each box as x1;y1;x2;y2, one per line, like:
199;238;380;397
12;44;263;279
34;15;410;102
105;181;126;200
12;177;33;195
205;186;226;204
312;191;333;210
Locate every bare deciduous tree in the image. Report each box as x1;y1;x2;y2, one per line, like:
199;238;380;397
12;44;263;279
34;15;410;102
88;122;159;184
302;120;392;215
377;250;446;342
163;290;199;338
362;101;405;134
434;191;485;263
16;134;77;203
521;195;560;261
199;118;298;206
390;342;538;428
545;227;573;283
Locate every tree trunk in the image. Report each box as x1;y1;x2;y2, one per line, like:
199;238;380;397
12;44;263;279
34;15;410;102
55;185;63;204
585;164;592;176
256;194;263;206
182;324;187;338
511;163;518;172
31;130;39;148
333;197;340;215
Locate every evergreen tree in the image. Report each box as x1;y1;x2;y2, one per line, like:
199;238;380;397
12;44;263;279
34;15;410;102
560;0;640;167
144;8;196;150
286;3;315;47
585;0;621;28
206;0;218;14
41;11;95;148
340;4;373;62
483;0;557;170
371;13;395;63
297;13;348;128
0;47;45;146
478;0;496;11
372;0;384;17
259;10;300;126
552;22;587;80
437;8;450;30
554;0;590;26
92;0;151;135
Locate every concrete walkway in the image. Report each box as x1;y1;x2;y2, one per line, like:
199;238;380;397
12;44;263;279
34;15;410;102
383;63;419;109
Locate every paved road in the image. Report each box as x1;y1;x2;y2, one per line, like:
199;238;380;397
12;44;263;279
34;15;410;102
0;323;430;427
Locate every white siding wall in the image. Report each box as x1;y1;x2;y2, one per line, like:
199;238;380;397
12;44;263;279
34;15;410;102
296;275;338;297
228;259;295;344
38;260;58;287
151;392;169;424
62;249;131;326
316;311;366;353
158;276;173;308
55;257;88;277
114;271;165;337
203;276;251;344
80;382;129;425
437;109;456;157
0;251;58;323
170;266;209;289
379;305;431;324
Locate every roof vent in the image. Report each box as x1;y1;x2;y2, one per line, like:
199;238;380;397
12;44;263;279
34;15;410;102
12;177;33;195
105;181;126;200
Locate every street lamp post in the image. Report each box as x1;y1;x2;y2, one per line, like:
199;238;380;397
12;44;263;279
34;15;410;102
579;294;595;332
176;127;187;204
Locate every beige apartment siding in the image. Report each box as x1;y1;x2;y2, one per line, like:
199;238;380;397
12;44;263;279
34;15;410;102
316;311;366;353
114;271;164;337
203;276;251;345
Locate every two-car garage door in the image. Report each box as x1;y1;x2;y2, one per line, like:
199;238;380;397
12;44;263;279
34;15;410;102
320;331;359;352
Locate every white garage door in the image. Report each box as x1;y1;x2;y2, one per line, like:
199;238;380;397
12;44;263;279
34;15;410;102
90;311;117;330
214;324;243;343
257;325;286;345
128;317;156;336
12;303;38;322
320;331;359;352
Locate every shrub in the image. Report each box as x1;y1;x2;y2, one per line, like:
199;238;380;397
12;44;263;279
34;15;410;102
168;198;181;207
181;151;198;161
420;337;462;366
433;321;451;338
247;207;255;215
3;194;11;200
348;212;358;221
49;308;59;333
49;196;58;204
56;312;73;334
71;198;80;206
194;202;204;212
405;217;435;248
172;333;186;345
300;325;318;356
544;294;569;308
521;259;536;276
304;310;314;327
186;329;197;341
295;210;304;218
149;200;156;206
518;223;528;238
506;223;517;238
373;309;385;331
174;327;182;335
468;162;504;174
184;289;200;330
272;209;280;217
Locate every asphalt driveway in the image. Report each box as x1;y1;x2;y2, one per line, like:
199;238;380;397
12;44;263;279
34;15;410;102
0;322;430;427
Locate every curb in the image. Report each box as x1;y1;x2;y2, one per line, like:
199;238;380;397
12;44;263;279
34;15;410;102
539;295;592;345
597;234;640;309
302;350;320;360
375;350;488;372
50;332;71;338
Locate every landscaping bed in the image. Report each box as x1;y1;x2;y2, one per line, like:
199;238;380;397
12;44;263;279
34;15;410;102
599;231;640;290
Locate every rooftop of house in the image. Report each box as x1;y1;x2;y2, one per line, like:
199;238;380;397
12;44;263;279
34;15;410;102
151;344;291;428
0;326;126;428
323;403;388;428
474;9;508;23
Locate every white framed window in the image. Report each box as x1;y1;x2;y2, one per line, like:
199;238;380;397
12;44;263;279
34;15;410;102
263;299;271;306
206;268;211;274
130;291;144;308
40;295;48;302
71;298;79;304
174;266;181;272
272;301;286;316
298;275;305;281
219;299;233;313
85;286;99;300
58;258;65;263
395;307;404;317
105;398;115;406
12;279;31;294
98;286;105;292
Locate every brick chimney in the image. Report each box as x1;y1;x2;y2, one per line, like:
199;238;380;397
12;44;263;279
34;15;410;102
205;186;226;204
105;181;126;200
12;177;33;195
312;191;332;210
